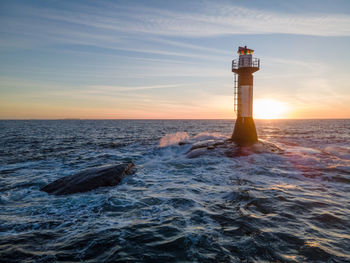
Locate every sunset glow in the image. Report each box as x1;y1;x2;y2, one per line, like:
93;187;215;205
254;99;289;119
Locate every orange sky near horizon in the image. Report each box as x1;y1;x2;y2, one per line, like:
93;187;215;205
1;97;349;120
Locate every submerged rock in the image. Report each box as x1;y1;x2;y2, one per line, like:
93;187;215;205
186;139;235;158
41;162;135;195
184;139;283;159
251;140;284;154
186;147;210;159
187;139;226;152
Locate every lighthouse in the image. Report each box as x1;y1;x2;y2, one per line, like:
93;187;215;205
231;46;260;145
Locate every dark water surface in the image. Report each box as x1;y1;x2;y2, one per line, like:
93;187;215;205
0;120;349;262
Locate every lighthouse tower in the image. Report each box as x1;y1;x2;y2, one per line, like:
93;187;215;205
231;46;260;145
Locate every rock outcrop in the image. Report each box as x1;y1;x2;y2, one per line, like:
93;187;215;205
41;162;135;195
185;139;283;158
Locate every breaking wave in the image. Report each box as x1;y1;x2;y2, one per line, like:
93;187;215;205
159;132;190;147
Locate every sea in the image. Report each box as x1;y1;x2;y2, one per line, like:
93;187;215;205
0;119;349;262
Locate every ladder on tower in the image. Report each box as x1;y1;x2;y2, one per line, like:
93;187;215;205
233;73;238;114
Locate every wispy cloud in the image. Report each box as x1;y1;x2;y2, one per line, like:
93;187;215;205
83;84;183;93
4;1;350;40
0;77;183;92
1;0;350;53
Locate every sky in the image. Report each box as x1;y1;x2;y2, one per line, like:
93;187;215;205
0;0;350;119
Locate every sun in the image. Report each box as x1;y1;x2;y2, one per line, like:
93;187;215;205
253;99;289;119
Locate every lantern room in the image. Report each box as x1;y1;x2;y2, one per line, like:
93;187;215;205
237;46;254;55
238;46;253;68
232;46;260;70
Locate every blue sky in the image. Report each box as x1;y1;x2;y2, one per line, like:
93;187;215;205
1;0;350;119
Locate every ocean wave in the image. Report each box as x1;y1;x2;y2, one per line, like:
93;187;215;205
0;120;349;262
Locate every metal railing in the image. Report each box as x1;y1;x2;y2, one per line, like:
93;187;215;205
232;57;260;70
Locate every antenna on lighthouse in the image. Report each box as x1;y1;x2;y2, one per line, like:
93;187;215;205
231;46;260;145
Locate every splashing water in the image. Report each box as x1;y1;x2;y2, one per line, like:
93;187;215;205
159;132;190;147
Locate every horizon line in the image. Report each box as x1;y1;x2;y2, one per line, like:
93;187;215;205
1;118;349;121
